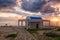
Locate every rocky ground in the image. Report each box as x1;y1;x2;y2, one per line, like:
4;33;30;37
0;26;36;40
28;30;53;40
27;27;60;40
0;26;59;40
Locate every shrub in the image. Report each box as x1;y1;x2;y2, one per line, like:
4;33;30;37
54;37;60;40
45;32;60;38
27;29;38;33
5;34;17;38
57;28;60;31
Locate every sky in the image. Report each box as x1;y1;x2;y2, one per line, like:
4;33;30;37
0;0;60;26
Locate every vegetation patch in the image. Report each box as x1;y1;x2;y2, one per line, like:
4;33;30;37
57;28;60;31
44;32;60;40
45;32;60;38
40;28;53;30
5;33;17;39
27;28;52;33
27;29;38;34
54;37;60;40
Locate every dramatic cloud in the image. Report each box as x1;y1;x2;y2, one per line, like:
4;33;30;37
0;0;16;8
0;0;60;14
21;0;46;12
21;0;60;13
50;0;60;3
40;5;55;13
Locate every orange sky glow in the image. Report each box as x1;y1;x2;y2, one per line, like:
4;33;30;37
0;12;26;20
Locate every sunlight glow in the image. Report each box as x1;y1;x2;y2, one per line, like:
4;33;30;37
50;17;59;22
0;12;20;17
58;14;60;16
0;12;26;19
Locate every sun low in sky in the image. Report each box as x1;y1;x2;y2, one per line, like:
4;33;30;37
50;17;59;22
